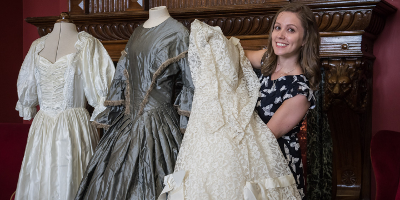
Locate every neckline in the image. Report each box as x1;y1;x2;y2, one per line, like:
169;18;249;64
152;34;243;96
141;17;171;30
269;74;304;81
37;31;85;65
38;53;74;65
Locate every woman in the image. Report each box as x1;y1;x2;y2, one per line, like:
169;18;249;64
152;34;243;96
245;3;321;199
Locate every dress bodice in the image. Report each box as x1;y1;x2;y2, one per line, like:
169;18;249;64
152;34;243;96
16;31;115;120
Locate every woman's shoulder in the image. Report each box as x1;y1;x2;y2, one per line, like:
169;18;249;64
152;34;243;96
280;74;315;108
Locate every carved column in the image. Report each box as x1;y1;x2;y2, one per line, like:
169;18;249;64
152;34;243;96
321;1;396;199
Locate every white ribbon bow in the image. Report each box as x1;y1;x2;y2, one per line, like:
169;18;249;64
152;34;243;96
158;170;186;200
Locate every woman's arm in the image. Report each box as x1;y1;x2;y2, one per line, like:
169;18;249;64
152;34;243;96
267;95;310;138
244;49;267;69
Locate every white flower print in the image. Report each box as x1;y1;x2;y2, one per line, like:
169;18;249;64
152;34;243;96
260;76;269;87
274;96;282;104
292;75;298;83
256;100;261;107
278;76;287;81
290;141;300;151
262;104;274;116
280;85;287;91
290;157;299;173
298;187;305;198
283;93;293;100
263;86;276;94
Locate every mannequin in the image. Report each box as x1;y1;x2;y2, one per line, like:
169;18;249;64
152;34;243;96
143;6;171;28
39;13;78;64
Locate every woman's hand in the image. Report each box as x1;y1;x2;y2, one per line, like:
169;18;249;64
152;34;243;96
244;49;267;69
267;94;310;138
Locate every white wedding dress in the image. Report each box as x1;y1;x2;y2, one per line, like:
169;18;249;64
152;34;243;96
14;32;115;200
158;20;302;200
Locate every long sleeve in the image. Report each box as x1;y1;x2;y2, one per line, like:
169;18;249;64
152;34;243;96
16;40;40;120
80;35;115;121
173;31;195;133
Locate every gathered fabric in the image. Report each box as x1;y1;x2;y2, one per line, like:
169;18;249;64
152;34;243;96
14;31;114;200
159;20;301;200
15;108;99;200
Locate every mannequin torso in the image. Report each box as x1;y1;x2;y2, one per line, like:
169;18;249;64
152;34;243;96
143;6;171;28
39;22;78;63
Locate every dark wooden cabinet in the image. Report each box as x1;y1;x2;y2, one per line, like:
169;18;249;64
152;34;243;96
26;0;397;199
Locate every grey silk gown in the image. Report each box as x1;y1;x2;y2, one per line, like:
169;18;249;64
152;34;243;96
75;17;194;200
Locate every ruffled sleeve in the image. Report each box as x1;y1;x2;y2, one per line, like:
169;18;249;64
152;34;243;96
173;30;195;133
282;75;315;109
79;33;115;121
16;39;40;120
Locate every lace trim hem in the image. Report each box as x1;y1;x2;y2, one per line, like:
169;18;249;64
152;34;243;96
180;128;186;134
175;106;191;117
138;51;189;116
104;100;125;106
123;69;131;115
243;175;299;200
91;121;110;129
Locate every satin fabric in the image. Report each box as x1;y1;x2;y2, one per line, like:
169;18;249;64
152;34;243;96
14;31;115;200
15;108;99;200
75;17;194;200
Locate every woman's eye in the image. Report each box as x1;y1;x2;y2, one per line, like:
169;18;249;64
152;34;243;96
288;28;295;32
274;26;280;30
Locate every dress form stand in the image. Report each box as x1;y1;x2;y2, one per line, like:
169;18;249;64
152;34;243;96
39;12;78;63
143;6;171;28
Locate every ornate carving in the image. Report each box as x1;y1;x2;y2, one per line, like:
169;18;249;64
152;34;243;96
341;170;357;186
315;10;372;32
149;0;283;9
322;58;369;112
30;9;373;39
365;0;397;36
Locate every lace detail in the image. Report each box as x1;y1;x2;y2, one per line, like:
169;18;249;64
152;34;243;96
166;20;301;200
16;31;114;120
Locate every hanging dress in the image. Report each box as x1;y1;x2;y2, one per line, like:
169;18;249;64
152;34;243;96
75;17;194;200
15;31;115;200
158;20;301;200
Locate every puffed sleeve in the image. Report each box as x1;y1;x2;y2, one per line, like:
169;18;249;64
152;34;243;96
16;40;40;120
80;36;115;121
92;50;128;128
173;31;195;133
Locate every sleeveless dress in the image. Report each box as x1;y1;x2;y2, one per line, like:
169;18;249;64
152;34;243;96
255;67;315;200
15;32;115;200
75;17;194;200
158;19;301;200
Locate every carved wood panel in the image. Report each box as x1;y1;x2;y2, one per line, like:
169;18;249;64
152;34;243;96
149;0;287;9
26;0;397;199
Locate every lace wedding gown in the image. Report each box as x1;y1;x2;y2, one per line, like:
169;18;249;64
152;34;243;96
14;32;115;200
159;20;302;200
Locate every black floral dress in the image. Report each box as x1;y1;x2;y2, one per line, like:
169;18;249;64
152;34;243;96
255;70;314;200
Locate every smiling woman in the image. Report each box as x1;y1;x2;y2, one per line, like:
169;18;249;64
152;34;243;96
245;3;321;199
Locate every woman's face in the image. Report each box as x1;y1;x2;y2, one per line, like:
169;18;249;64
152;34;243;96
271;11;305;59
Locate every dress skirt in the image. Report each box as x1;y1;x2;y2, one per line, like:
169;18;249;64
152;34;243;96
75;104;182;200
15;108;99;200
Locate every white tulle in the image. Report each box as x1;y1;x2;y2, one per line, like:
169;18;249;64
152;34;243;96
160;20;301;200
14;31;115;200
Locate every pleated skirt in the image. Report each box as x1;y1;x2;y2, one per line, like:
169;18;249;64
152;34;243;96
75;105;182;200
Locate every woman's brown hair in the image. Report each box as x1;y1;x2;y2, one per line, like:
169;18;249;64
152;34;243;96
261;3;321;90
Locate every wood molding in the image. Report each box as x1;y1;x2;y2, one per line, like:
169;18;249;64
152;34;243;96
25;1;397;199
